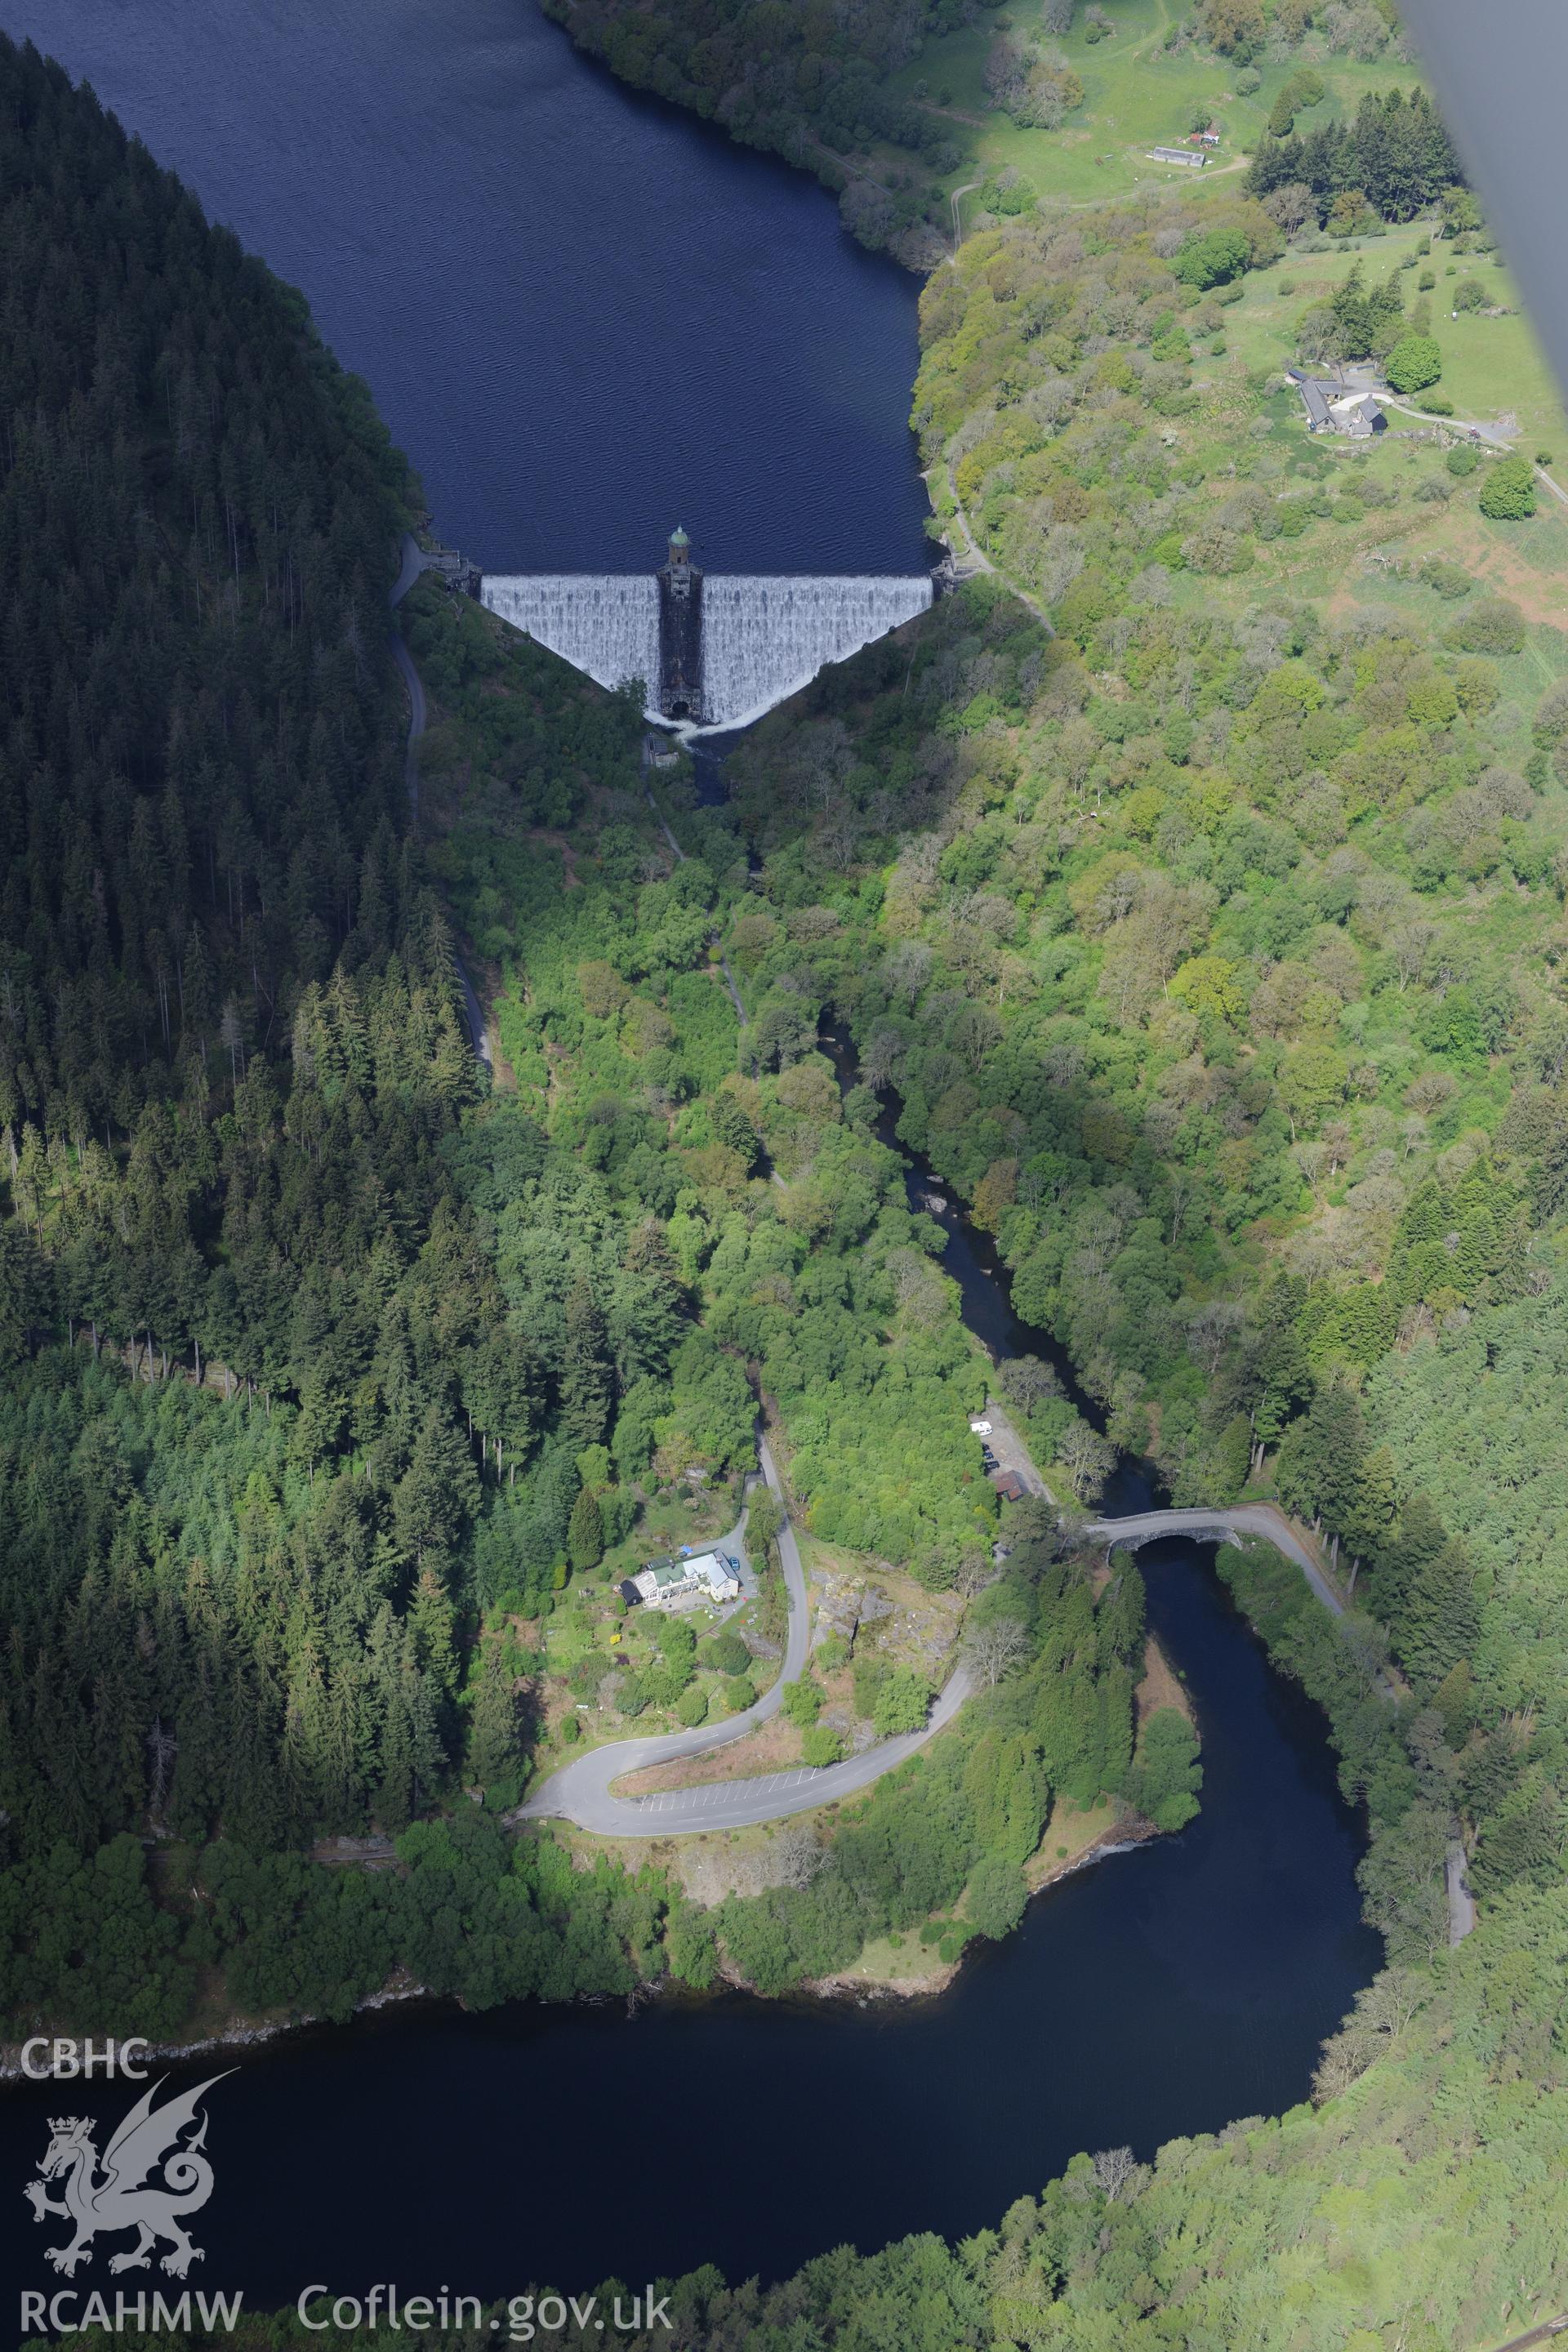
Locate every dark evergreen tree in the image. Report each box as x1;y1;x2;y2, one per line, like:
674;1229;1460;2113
568;1486;605;1572
466;1641;523;1790
560;1279;614;1447
1400;1537;1482;1690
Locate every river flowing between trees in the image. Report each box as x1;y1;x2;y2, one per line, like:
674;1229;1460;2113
4;0;1379;2306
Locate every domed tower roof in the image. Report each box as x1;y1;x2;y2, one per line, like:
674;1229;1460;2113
669;525;690;551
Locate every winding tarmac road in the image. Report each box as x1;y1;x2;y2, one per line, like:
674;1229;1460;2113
516;1459;1348;1839
1446;1838;1478;1945
390;536;428;813
513;1433;861;1838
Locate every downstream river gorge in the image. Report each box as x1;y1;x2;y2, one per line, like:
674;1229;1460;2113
7;0;1379;2304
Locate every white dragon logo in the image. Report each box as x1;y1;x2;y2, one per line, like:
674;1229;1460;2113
24;2073;231;2278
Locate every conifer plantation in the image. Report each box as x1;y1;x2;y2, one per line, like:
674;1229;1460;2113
0;38;675;2025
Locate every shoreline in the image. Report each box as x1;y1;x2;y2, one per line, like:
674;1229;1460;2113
798;1814;1160;2004
0;1979;432;2088
0;1822;1163;2083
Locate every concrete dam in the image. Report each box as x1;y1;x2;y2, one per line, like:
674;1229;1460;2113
481;530;933;733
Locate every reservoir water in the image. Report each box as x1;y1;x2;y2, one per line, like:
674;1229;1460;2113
18;0;931;579
6;0;1379;2309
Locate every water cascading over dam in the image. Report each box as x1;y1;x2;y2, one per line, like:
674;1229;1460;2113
481;531;933;732
479;573;661;711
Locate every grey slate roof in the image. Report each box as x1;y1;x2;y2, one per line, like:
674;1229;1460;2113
1291;373;1334;428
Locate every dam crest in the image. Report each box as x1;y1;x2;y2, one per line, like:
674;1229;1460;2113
482;530;933;733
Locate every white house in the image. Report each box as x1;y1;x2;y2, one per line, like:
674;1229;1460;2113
623;1550;742;1610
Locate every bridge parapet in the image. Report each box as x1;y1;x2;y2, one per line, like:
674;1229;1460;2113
1094;1520;1238;1552
1085;1504;1346;1619
1088;1512;1243;1550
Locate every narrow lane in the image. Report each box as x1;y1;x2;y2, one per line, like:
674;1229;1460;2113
520;1461;1359;1839
1446;1838;1477;1945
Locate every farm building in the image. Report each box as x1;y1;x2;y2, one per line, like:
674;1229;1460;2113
1286;369;1387;438
1148;145;1206;167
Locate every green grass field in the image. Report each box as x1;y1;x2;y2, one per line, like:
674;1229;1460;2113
1420;263;1566;447
1144;210;1568;452
880;0;1422;221
865;0;1568;465
1098;230;1568;673
1235;232;1568;447
880;0;1568;608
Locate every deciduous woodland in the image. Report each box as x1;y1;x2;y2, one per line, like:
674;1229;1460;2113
4;15;1568;2349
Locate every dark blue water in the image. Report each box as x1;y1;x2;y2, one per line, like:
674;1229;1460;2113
20;0;931;577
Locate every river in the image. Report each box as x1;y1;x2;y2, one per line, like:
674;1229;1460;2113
5;0;1379;2313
